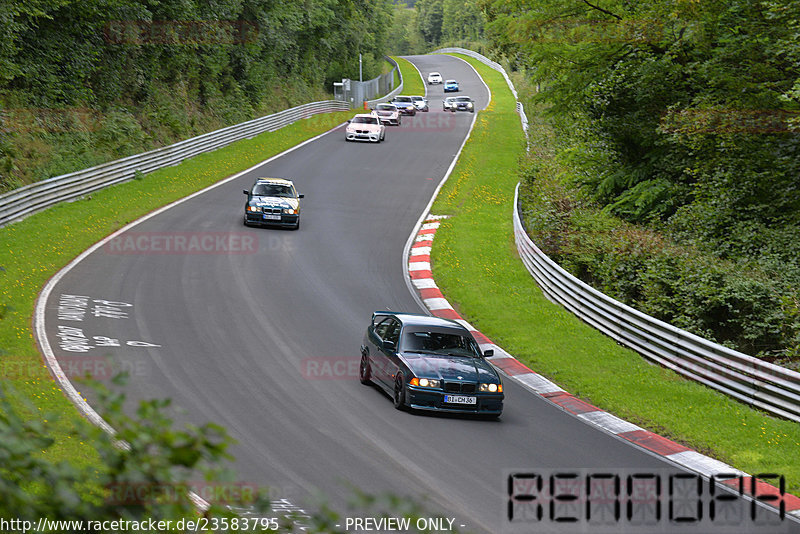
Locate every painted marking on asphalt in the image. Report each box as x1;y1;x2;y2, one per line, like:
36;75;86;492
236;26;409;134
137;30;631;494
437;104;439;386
423;297;453;311
618;429;690;456
666;450;744;477
514;372;565;395
408;261;432;271
546;392;600;415
492;356;533;376
578;410;642;435
411;278;438;290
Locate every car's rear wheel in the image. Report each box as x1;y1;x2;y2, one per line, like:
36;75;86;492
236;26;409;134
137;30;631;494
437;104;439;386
393;373;406;410
359;353;372;385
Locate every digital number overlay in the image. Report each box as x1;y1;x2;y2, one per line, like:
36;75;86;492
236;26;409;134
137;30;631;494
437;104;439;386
504;469;800;534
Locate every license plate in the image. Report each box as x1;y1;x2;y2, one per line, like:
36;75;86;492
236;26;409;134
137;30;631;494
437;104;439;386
263;214;281;221
444;395;476;405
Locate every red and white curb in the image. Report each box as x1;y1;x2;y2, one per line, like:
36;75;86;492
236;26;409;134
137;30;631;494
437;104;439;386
407;215;800;521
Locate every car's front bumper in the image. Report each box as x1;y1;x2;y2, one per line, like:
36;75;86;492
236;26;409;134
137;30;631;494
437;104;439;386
406;386;503;415
245;212;299;227
346;131;381;142
395;107;416;115
444;87;458;92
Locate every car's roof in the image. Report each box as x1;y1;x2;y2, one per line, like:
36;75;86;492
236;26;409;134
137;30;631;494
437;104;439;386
255;177;294;186
455;96;472;100
376;103;396;108
373;311;466;330
429;71;440;75
353;113;376;119
445;79;457;83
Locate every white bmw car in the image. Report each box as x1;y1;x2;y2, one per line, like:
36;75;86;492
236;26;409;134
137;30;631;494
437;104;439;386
427;72;443;85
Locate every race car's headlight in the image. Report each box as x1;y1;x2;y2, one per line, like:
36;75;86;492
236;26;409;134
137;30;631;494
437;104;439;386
467;103;473;108
479;383;502;393
247;206;259;212
410;378;441;388
283;208;297;214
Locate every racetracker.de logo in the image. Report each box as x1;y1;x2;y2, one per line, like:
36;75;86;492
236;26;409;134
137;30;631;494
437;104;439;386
104;232;257;255
106;481;260;505
301;357;360;380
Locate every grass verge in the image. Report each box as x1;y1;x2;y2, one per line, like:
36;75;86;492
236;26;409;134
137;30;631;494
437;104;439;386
393;57;425;96
0;109;354;472
429;54;800;492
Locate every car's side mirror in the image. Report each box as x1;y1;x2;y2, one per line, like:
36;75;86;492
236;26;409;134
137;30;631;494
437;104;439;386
383;340;396;352
483;349;494;357
298;194;305;199
346;119;351;124
243;190;249;195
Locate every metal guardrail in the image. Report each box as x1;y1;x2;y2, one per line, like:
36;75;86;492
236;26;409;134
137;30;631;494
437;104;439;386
514;184;800;422
438;46;800;421
0;100;350;227
365;56;403;107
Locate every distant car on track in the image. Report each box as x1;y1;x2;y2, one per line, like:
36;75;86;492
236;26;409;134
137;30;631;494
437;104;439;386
390;95;417;116
427;72;443;85
372;103;401;125
345;114;386;143
360;311;503;417
410;95;429;112
243;178;303;229
443;79;459;92
443;95;474;113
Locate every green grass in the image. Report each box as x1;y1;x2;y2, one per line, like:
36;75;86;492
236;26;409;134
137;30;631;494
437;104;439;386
0;109;354;471
393;56;425;95
429;54;800;492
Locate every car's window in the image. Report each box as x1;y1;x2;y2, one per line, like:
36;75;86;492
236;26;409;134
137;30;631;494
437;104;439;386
374;317;394;340
401;331;480;357
446;80;456;83
384;320;401;345
394;96;412;102
411;96;423;101
376;104;394;111
252;184;295;197
352;116;379;124
455;97;471;102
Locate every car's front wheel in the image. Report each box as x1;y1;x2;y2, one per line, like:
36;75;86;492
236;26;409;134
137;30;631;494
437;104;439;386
359;353;372;385
393;373;406;410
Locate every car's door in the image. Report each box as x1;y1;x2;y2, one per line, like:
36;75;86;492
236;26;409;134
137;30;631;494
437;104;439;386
367;316;393;386
371;317;401;387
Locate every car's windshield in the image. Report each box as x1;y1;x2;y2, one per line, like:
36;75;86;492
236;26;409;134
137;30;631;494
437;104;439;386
446;80;457;84
352;116;379;124
411;96;424;101
252;183;294;197
455;97;471;102
394;96;412;102
376;104;395;111
401;331;481;357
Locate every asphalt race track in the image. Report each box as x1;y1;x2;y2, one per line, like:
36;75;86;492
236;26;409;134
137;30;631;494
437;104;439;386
39;55;798;534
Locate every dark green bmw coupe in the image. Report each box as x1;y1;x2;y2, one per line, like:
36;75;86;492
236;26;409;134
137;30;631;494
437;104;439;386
360;311;504;417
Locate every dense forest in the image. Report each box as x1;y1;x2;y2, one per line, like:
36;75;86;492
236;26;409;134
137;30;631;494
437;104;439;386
0;0;392;191
479;0;800;363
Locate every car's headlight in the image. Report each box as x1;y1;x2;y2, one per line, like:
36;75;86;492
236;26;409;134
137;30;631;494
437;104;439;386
247;206;259;212
283;208;297;214
479;383;502;393
410;378;441;388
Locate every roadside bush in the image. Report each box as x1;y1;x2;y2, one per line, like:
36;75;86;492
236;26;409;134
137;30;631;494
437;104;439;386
518;151;800;366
